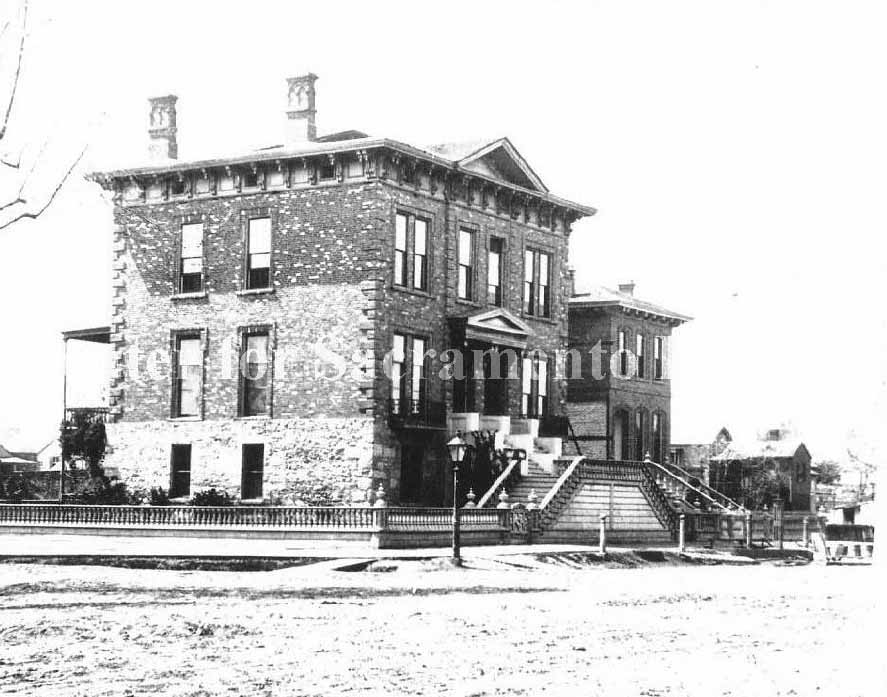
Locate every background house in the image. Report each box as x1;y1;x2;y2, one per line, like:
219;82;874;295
709;426;813;511
565;283;690;462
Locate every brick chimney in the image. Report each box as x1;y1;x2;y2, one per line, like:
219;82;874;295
618;282;635;296
567;266;577;297
285;74;318;146
147;95;178;160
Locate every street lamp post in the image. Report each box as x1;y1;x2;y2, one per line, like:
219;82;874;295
447;434;468;567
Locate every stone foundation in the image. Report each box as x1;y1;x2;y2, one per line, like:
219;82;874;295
104;416;377;505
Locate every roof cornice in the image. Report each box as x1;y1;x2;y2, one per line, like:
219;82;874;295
86;138;596;217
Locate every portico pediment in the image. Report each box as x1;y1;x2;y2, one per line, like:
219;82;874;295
454;308;531;349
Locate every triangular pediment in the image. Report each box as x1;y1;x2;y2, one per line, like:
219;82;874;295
458;138;548;193
465;308;532;339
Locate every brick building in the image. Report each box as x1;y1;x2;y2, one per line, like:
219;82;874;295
565;284;690;462
85;75;596;507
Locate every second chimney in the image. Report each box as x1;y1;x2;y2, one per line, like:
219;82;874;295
148;95;178;160
285;74;318;146
618;282;635;296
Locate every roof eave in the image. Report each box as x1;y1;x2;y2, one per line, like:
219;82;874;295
568;299;692;324
86;138;597;218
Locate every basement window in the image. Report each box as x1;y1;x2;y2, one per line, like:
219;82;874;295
169;444;192;498
241;444;265;499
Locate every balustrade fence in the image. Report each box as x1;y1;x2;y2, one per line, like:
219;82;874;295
0;503;511;534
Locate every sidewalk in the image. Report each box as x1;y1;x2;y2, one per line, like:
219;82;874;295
0;532;660;560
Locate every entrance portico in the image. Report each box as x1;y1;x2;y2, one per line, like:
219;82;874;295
448;308;531;419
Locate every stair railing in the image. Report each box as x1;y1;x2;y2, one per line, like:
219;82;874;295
643;455;741;512
537;455;586;527
652;456;745;511
476;448;526;508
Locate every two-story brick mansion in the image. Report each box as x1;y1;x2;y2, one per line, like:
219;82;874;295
82;75;605;506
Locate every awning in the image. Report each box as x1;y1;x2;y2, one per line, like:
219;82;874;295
62;326;111;344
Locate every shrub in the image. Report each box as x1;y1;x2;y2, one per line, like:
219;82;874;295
149;487;171;506
190;488;234;507
4;474;34;502
68;476;139;505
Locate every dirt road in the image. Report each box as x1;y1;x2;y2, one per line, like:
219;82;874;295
0;557;880;696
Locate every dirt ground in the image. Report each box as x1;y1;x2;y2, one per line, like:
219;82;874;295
0;556;881;696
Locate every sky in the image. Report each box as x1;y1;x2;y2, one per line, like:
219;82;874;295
0;0;884;467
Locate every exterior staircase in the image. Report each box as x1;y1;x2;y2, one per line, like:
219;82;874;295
451;411;742;546
476;451;744;545
503;461;558;507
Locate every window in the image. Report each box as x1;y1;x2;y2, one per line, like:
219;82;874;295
488;238;504;306
635;334;646;379
246;217;271;290
614;409;630;460
413;218;428;291
394;212;429;290
241;444;264;499
411;336;426;413
391;333;406;412
523;250;535;314
318;159;335;180
241;331;270;416
390;333;428;415
394;214;408;286
523;250;551;317
635;409;646;460
618;329;630;377
174;336;202;417
538;252;550;316
242;169;258;188
652;412;664;464
169;444;192;498
672;447;684;468
169;177;186;197
179;222;204;293
521;354;548;418
654;336;666;379
458;228;474;300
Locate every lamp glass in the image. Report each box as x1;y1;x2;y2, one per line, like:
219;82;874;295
447;435;467;464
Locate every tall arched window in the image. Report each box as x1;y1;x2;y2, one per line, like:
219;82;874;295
634;408;646;460
618;329;631;377
652;411;665;464
614;408;630;460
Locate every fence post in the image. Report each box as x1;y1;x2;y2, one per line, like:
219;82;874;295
802;516;809;546
745;510;753;548
371;484;388;548
678;514;686;553
774;498;784;550
598;514;607;555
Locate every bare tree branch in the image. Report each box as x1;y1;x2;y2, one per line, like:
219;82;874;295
0;144;85;231
0;0;27;143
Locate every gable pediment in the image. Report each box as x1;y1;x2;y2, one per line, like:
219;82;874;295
458;138;548;193
458;308;532;348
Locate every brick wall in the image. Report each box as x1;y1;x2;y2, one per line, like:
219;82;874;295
567;307;675;460
103;154;582;505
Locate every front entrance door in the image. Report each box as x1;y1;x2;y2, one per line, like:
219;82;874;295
483;348;510;416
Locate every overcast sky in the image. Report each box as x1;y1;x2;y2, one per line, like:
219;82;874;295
0;0;884;466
